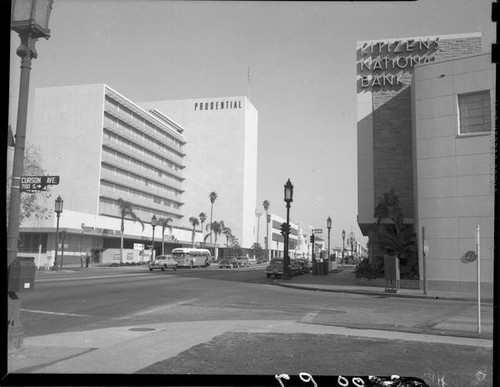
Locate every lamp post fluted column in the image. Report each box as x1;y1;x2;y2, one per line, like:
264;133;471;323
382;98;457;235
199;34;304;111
7;33;38;271
8;0;54;352
283;179;293;280
327;216;332;263
151;215;157;261
342;230;345;267
52;196;63;270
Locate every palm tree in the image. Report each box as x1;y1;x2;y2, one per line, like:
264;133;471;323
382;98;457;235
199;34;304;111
199;212;207;243
209;220;224;260
157;217;173;255
189;216;200;247
208;192;217;244
117;198;144;265
263;200;270;259
222;226;233;247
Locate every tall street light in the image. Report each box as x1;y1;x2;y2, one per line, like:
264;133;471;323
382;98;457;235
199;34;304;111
151;215;157;261
9;0;54;268
342;230;345;267
8;0;54;351
327;217;332;262
283;178;293;280
53;195;63;271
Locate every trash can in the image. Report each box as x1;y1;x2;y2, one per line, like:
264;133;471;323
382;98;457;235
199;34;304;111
8;257;36;292
384;255;400;293
322;260;329;276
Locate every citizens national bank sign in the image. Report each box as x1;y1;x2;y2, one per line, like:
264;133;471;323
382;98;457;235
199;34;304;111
357;36;439;89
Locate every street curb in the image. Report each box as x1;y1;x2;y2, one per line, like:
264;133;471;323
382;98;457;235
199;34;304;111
274;281;495;303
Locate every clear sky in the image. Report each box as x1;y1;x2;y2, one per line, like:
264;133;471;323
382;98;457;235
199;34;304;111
10;0;493;247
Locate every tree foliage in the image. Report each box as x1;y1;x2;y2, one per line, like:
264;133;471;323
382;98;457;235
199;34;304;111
8;143;53;224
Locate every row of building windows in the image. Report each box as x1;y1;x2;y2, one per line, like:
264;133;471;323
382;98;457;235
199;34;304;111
101;163;182;198
103;128;182;172
100;180;181;209
102;146;183;185
104;96;184;150
103;113;184;162
99;197;180;223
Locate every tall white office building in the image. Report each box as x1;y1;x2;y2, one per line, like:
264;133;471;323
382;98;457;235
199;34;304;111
139;97;258;248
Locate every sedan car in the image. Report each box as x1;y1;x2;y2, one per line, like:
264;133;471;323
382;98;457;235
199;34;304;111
265;258;284;278
148;255;178;271
219;257;239;268
235;257;250;267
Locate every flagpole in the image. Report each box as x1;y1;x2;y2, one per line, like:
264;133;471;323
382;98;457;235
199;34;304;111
247;65;251;100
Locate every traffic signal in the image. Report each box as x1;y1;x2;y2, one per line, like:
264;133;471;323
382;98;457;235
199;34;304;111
280;222;288;237
310;234;315;243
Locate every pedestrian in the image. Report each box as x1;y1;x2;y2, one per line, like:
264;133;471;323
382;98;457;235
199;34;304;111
45;255;52;271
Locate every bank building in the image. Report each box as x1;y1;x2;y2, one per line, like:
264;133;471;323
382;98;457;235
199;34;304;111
356;32;494;296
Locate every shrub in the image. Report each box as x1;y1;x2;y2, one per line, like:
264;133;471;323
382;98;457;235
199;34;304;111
354;257;384;279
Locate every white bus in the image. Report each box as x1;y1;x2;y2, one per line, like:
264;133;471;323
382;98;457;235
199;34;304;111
171;248;212;268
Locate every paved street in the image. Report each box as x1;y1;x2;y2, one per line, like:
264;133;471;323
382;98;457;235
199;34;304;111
18;265;493;339
7;265;494;386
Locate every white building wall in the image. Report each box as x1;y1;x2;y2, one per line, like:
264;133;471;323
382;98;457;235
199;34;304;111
413;53;495;294
139;97;258;248
28;84;106;215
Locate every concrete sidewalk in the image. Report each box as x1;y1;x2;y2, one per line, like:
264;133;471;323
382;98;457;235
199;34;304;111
8;319;493;374
275;266;494;301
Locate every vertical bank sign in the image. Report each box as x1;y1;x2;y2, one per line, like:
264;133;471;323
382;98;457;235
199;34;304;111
357;37;439;89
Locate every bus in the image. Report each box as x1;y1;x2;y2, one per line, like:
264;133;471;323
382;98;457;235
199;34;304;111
171;248;212;268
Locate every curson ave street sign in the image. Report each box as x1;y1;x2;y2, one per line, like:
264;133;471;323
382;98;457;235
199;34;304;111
21;176;59;193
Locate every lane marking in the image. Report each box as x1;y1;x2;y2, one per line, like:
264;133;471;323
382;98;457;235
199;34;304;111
123;298;201;318
21;309;90;317
35;273;167;282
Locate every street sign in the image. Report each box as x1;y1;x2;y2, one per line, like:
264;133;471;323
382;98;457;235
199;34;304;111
313;229;323;234
21;175;60;193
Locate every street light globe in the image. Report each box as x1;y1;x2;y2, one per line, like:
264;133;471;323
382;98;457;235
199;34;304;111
54;195;63;214
284;178;293;203
11;0;54;39
327;216;332;229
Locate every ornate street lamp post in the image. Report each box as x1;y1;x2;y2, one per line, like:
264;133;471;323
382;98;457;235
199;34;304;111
283;179;293;280
327;216;332;261
151;215;157;261
342;230;345;267
8;1;54;351
53;195;63;271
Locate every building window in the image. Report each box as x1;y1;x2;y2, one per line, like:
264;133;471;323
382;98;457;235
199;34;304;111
458;90;492;134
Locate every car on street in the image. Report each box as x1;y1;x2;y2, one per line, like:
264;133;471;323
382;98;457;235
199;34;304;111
265;258;284;278
235;256;250;267
219;257;239;268
148;255;178;271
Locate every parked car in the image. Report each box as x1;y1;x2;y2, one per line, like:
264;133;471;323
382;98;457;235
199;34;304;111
265;258;284;278
148;255;178;271
235;256;250;267
219;257;239;268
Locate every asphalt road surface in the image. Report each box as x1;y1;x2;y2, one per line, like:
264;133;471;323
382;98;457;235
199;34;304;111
19;265;487;339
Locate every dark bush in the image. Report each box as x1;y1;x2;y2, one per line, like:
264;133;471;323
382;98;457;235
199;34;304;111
354;256;384;279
